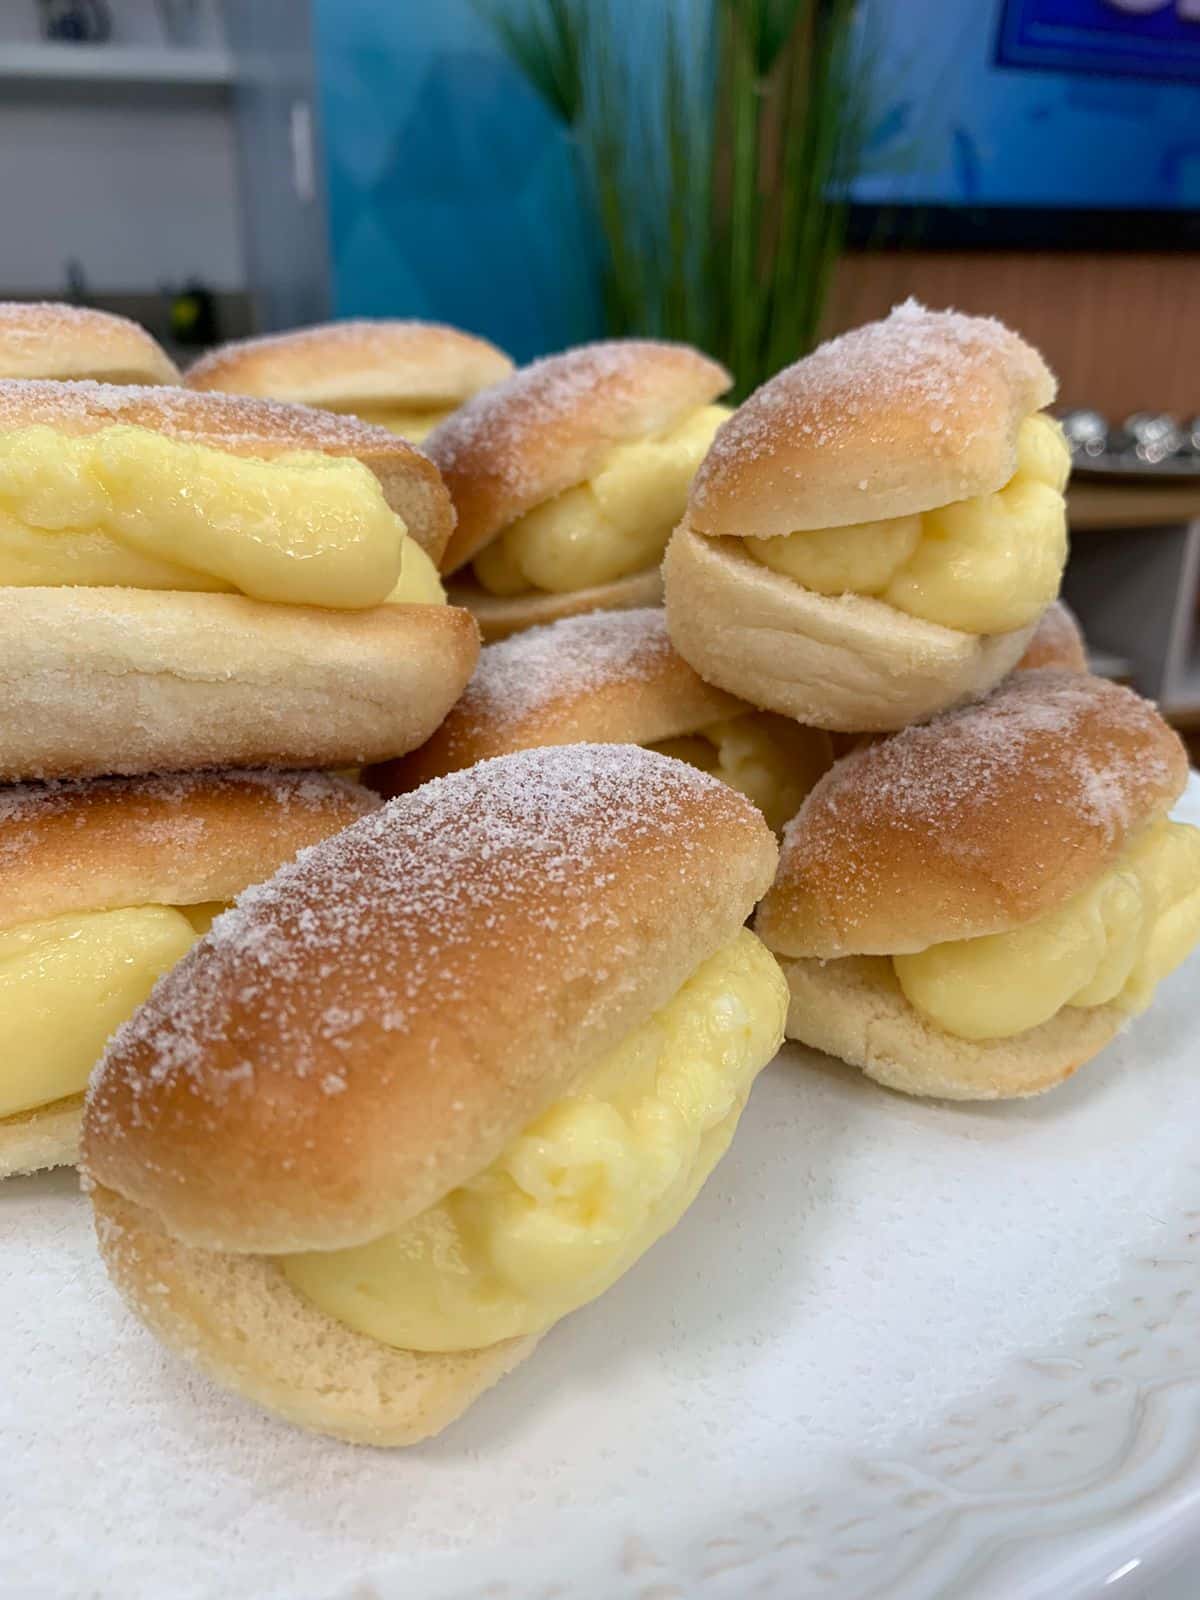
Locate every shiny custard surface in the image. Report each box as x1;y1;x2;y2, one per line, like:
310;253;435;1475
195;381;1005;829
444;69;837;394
894;818;1200;1040
747;412;1070;635
473;404;731;597
0;423;445;606
281;929;786;1351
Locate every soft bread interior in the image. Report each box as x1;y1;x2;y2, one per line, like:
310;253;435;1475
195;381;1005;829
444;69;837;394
779;953;1124;1100
0;1094;82;1178
663;521;1034;731
91;1185;536;1447
0;588;479;780
448;566;663;642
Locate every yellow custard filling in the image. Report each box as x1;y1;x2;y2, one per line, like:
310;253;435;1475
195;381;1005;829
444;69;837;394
332;402;454;442
747;412;1070;634
0;423;445;608
0;903;217;1119
281;928;786;1352
893;818;1200;1040
649;714;832;834
473;403;731;597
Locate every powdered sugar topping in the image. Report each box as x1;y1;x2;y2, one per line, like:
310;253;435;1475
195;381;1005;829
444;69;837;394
185;318;510;388
784;670;1182;884
88;745;748;1103
0;768;370;833
0;300;163;353
455;607;673;729
426;339;726;500
0;377;412;454
1020;599;1086;670
692;299;1053;503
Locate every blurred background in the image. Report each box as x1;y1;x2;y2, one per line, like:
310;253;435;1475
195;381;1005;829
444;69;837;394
2;0;1200;729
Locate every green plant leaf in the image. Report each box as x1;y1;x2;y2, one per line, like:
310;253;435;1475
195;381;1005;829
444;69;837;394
472;0;877;394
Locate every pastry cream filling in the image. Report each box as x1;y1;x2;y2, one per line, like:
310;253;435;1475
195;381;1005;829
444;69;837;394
648;714;832;834
746;412;1070;635
473;403;731;597
893;818;1200;1041
281;928;786;1352
0;902;223;1120
330;401;454;442
0;423;445;607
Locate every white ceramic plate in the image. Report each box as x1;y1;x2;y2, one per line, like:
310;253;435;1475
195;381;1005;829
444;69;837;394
4;781;1200;1600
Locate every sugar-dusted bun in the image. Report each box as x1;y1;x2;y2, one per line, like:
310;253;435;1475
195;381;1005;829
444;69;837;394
0;769;379;1178
0;768;379;934
90;1185;536;1447
84;745;778;1255
0;378;454;563
756;670;1187;960
185;320;513;411
1017;598;1087;673
777;954;1124;1100
0;302;180;384
0;588;480;780
689;301;1056;539
371;608;745;794
663;521;1035;730
447;564;663;642
428;340;731;573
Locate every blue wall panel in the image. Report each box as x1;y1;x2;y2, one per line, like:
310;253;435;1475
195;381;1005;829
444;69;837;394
854;0;1200;208
313;0;602;361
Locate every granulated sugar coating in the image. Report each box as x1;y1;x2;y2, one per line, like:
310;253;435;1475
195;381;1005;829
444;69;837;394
185;320;513;399
427;339;728;501
0;768;370;833
84;744;774;1250
452;607;674;726
1018;598;1088;673
762;669;1186;954
0;376;417;457
689;300;1055;530
0;301;171;364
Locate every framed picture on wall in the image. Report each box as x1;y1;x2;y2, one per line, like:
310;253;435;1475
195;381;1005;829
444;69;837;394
995;0;1200;83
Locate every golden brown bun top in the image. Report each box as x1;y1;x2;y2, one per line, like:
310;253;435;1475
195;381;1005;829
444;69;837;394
0;378;455;563
0;769;379;937
1016;599;1087;673
371;607;745;794
84;745;778;1254
184;319;514;408
428;340;732;573
689;301;1057;537
755;670;1186;959
0;301;180;384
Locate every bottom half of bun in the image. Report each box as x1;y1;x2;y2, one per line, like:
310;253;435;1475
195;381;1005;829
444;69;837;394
447;566;663;642
779;954;1124;1100
0;587;480;780
663;525;1036;731
0;1094;82;1179
90;1185;538;1447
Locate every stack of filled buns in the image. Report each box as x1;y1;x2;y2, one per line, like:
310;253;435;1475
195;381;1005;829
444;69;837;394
3;299;1195;1450
0;305;482;1178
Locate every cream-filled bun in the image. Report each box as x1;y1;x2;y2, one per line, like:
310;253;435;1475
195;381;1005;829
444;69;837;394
185;320;514;442
755;671;1199;1099
1;768;378;1178
427;340;732;639
1016;598;1087;673
83;745;784;1445
665;301;1068;731
0;302;180;384
370;608;833;832
0;379;480;779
